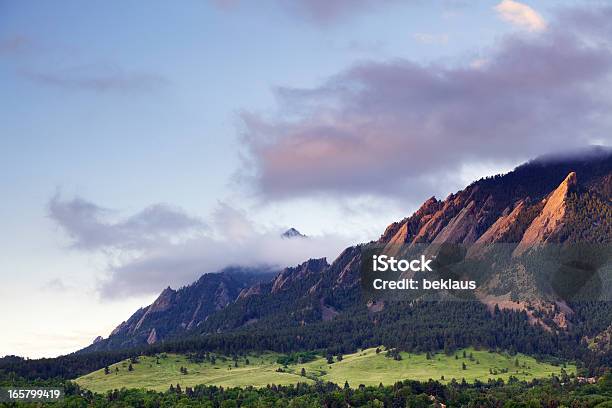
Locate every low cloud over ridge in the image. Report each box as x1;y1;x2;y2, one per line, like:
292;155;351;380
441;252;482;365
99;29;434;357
49;195;352;298
240;5;612;201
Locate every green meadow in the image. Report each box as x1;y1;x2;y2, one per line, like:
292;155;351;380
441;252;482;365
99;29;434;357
76;348;575;393
292;347;574;387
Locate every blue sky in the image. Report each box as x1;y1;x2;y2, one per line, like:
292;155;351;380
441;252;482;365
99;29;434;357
1;0;610;357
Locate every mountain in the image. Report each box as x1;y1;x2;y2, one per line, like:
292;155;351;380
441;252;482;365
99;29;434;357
85;148;612;355
281;227;307;239
84;267;276;352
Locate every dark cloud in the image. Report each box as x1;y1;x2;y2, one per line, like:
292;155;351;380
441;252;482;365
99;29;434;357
21;64;168;93
240;6;612;200
49;195;352;298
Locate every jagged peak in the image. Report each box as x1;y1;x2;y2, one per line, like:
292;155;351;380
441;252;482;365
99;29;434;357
421;196;438;206
379;196;441;243
282;227;307;239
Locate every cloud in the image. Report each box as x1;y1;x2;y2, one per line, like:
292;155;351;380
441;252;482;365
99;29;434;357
210;0;402;25
48;194;206;251
239;5;612;201
282;0;397;24
42;278;70;292
49;195;352;298
21;64;168;93
495;0;547;32
100;229;350;298
412;33;449;45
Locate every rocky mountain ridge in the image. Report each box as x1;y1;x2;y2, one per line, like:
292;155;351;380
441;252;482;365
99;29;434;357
85;148;612;352
85;267;276;351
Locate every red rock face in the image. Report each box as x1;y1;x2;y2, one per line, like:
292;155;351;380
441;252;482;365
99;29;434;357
514;172;577;256
379;196;441;244
475;200;528;246
378;168;591;252
371;160;609;326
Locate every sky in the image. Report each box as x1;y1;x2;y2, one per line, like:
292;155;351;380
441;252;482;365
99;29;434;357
1;0;611;358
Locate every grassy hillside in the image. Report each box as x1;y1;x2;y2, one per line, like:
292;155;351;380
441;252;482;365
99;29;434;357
76;348;575;393
293;348;574;386
76;353;307;393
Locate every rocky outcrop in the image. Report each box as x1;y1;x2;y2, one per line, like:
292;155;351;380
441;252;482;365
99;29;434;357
380;196;440;244
513;172;577;256
237;282;267;300
271;258;328;294
432;200;478;244
134;287;176;332
475;200;528;246
146;328;157;345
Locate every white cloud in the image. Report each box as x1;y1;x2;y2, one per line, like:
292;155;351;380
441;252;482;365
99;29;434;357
495;0;546;32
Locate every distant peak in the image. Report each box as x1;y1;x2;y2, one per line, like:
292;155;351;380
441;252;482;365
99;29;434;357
281;228;307;239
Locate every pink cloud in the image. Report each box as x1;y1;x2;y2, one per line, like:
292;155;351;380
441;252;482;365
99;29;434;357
240;6;612;199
